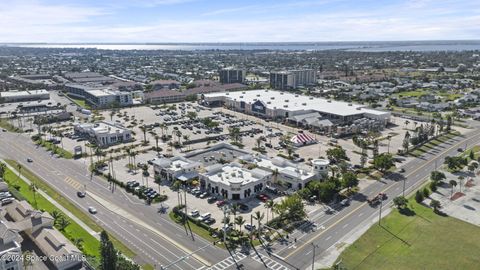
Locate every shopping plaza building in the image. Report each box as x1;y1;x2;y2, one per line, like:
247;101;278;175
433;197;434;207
201;89;390;136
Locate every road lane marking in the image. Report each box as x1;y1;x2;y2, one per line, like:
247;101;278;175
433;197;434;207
284;131;480;259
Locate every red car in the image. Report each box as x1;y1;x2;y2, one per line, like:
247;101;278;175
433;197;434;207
216;200;226;207
257;194;269;202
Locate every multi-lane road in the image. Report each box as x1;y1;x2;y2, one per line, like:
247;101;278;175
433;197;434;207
1;122;479;270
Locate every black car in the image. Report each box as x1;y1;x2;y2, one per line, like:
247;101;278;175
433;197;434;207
77;191;86;198
204;217;216;225
239;204;249;212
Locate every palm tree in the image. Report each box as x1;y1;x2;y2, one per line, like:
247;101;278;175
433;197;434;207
265;200;274;223
458;176;464;193
253;211;264;237
449;180;457;198
231;204;239;230
140;125;147;143
235;216;246;234
255;137;262;149
154;135;160;153
16;163;22;183
430;199;441;213
132;151;138;173
56;216;70;231
176;130;182;145
29;182;38;208
404;120;410;129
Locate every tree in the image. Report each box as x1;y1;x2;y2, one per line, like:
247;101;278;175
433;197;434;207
415;190;424;203
140;125;147;143
446;115;452;131
326;146;349;163
449;180;457;198
429;181;437;192
154;135;160;153
29;182;38;208
265;200;274;223
430;171;446;183
469;150;475;160
228;127;241;144
430;199;441;213
0;162;6;179
402;131;410;153
235;216;246;234
373;153;394;173
56;215;70;231
341;172;358;191
253;211;265;236
100;230;117;270
444;156;467;172
360;147;368;168
458;176;464;193
393;196;408;209
231;204;239;230
422;187;430;198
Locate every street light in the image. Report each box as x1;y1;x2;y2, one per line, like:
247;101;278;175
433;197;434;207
311;243;319;270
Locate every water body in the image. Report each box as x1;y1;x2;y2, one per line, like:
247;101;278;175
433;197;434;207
3;41;480;51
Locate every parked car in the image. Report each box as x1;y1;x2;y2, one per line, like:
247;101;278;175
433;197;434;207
216;200;226;207
238;203;249;212
199;192;209;199
1;198;14;205
207;197;217;203
197;213;211;221
244;223;256;231
204;217;216;225
189;210;200;217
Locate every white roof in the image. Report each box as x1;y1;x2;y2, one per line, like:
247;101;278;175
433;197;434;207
0;89;48;97
203;163;269;186
204;89;380;117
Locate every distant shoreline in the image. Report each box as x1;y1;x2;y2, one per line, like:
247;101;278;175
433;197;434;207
1;40;480;52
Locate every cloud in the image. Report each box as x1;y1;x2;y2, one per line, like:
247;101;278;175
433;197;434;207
0;0;478;42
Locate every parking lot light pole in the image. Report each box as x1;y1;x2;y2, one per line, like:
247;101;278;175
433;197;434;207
378;199;383;225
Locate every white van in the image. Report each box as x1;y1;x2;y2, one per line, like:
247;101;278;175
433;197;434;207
198;213;211;221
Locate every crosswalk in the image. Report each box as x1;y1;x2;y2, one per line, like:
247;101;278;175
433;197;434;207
251;253;290;270
64;176;83;190
201;253;247;270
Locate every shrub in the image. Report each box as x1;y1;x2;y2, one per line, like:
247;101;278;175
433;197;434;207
423;187;431;198
429;181;438;192
415;190;424;203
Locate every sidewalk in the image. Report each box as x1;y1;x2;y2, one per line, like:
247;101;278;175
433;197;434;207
2;159;100;240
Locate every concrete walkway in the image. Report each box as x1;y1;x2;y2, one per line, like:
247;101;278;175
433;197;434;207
2;159;100;240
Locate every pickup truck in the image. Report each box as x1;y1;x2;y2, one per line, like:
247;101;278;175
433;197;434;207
367;192;387;206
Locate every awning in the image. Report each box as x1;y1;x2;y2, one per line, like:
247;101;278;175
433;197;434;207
290;132;316;145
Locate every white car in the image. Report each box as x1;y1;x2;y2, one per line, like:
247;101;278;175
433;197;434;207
88;207;97;214
189;210;200;217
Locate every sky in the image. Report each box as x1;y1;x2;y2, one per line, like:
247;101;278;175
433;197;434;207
0;0;479;43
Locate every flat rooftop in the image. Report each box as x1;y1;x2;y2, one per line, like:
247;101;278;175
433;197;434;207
204;89;388;117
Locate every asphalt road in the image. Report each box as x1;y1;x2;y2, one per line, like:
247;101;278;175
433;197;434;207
0;131;229;269
267;127;480;270
1;123;479;270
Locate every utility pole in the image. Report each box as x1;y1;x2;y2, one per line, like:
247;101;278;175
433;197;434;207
223;205;229;245
378;198;383;225
311;243;318;270
403;178;406;197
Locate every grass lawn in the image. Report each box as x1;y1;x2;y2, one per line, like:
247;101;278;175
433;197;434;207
335;198;480;270
0;118;23;133
34;139;73;159
66;94;91;109
4;159;136;259
410;131;460;157
1;164;100;260
395;90;426;98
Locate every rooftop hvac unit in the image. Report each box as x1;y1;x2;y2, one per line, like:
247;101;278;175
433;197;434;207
309;97;314;100
356;107;361;110
283;105;288;108
253;99;257;101
327;100;332;103
284;99;289;102
302;103;307;106
267;101;271;104
256;94;260;97
348;103;352;106
295;94;299;97
242;91;246;94
280;92;284;95
270;97;275;100
240;96;243;98
226;92;229;95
